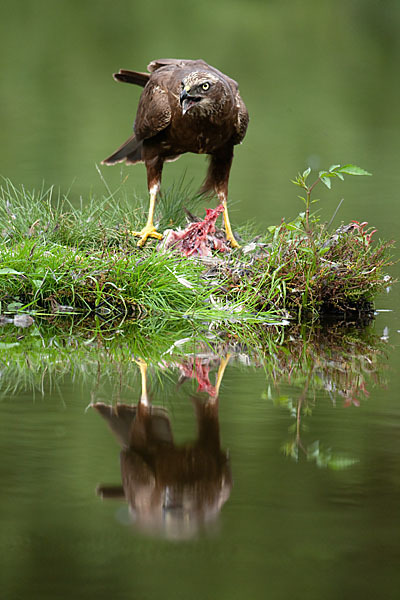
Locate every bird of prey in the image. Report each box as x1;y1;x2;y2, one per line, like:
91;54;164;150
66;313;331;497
102;58;249;247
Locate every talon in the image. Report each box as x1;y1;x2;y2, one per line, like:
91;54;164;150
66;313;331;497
132;225;163;247
226;234;240;249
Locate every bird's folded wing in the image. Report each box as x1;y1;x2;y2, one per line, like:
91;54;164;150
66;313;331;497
147;58;208;72
134;81;172;140
101;133;143;165
233;93;250;144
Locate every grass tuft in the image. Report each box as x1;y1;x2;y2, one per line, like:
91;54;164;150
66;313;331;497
0;177;394;323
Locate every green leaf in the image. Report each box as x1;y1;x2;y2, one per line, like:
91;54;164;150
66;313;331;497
291;178;303;187
0;268;23;276
339;164;372;176
276;395;291;406
320;176;332;189
328;456;359;470
329;164;341;172
336;172;345;181
307;440;320;459
7;301;23;311
302;167;311;179
281;442;299;461
316;453;331;468
0;342;20;349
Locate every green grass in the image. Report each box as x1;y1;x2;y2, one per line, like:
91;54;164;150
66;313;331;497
0;177;394;323
236;214;395;319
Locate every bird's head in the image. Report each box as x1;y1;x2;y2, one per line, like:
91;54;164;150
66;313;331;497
179;72;223;115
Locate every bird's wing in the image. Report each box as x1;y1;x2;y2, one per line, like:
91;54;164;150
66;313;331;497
147;58;209;72
134;79;172;140
101;133;143;165
113;69;150;87
147;58;237;87
233;92;249;144
92;402;137;449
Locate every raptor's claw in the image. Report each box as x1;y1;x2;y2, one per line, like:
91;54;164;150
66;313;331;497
132;226;163;247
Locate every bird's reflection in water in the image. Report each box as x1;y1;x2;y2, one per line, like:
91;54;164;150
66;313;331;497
93;355;232;539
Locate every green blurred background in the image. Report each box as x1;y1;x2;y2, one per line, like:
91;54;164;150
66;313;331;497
1;0;399;235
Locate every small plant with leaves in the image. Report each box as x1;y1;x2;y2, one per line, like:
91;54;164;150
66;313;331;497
292;164;372;231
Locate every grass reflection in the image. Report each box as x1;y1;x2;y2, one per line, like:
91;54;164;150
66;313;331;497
262;321;387;469
0;314;387;411
0;315;387;397
0;313;389;539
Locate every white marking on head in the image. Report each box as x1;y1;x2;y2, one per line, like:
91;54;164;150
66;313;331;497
183;72;219;89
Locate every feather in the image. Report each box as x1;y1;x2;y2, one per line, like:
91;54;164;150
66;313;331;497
113;69;149;87
92;402;137;448
147;58;193;72
101;134;143;165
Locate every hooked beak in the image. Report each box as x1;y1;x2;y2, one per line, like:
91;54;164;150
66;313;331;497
180;88;199;115
180;88;189;104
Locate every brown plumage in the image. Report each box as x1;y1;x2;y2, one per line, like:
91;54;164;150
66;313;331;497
93;356;232;538
102;58;249;247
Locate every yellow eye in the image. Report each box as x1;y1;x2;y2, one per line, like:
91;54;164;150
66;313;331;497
202;82;210;91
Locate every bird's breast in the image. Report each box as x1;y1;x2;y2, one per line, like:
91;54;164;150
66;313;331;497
166;115;234;155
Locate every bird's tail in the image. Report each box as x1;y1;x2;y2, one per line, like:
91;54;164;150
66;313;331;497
102;133;143;165
113;69;150;87
92;402;137;449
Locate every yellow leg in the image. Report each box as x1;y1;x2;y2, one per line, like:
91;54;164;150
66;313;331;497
132;186;163;247
135;358;149;406
214;353;232;398
221;198;240;249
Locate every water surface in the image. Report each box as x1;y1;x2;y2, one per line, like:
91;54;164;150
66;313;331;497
1;300;399;600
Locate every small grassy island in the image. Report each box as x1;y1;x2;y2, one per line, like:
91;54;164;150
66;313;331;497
0;165;394;433
0;165;394;326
